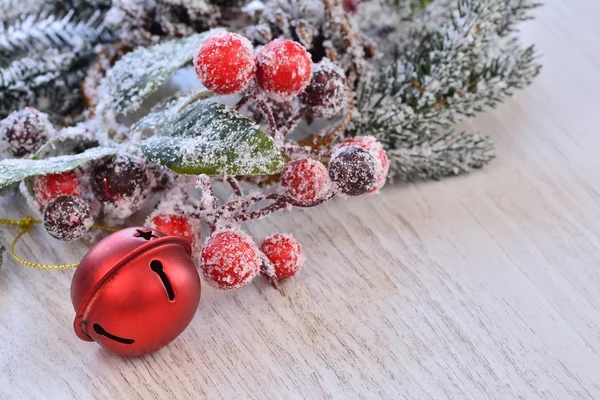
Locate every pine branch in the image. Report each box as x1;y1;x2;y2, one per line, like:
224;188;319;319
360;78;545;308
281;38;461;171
0;49;96;120
0;10;114;67
0;0;111;23
352;0;541;155
388;131;495;181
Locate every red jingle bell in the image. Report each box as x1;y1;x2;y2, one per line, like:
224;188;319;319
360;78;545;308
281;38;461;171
71;227;201;356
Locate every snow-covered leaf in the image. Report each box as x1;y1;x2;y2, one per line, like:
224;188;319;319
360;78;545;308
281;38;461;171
32;129;97;159
130;88;213;134
99;29;223;115
0;147;116;189
141;101;285;176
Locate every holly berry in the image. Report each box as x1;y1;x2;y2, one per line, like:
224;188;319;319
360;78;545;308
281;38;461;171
280;159;331;202
256;39;313;99
300;59;348;118
260;233;303;280
329;146;378;196
342;0;360;14
149;214;199;248
43;195;93;242
0;107;53;157
194;31;256;94
200;229;261;290
90;154;149;204
34;170;82;207
338;136;389;193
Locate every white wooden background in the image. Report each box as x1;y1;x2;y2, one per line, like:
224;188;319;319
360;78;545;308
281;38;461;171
1;1;600;398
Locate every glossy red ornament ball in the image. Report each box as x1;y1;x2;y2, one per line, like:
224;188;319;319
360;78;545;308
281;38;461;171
193;31;256;94
280;159;331;202
260;233;304;280
149;214;199;249
71;227;201;356
200;229;261;290
34;170;82;207
338;136;389;193
256;39;313;99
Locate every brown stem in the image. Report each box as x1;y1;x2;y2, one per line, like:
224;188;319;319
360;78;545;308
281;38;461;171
280;106;308;138
256;98;280;141
234;95;251;111
225;176;243;197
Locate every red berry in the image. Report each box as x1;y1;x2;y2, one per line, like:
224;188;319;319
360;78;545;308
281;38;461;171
200;229;261;290
149;214;199;248
338;136;389;193
194;31;256;94
260;233;303;280
256;39;313;100
34;170;82;207
342;0;360;14
280;159;331;202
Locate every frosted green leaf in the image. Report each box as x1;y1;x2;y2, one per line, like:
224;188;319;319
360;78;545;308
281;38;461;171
0;147;116;189
130;88;213;134
32;131;97;159
141;101;285;176
99;28;223;115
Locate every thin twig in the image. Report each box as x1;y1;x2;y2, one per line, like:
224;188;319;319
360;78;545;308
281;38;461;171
280;106;308;138
256;98;280;141
225;176;244;197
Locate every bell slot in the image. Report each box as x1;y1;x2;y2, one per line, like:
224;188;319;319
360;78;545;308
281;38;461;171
150;260;175;301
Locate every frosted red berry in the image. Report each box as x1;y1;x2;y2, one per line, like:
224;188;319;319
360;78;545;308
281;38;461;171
338;136;389;193
300;59;348;118
194;31;256;94
260;233;303;280
329;146;378;196
342;0;360;14
0;107;54;157
200;229;261;290
43;195;93;242
149;214;199;248
256;39;313;99
34;170;82;207
280;159;331;202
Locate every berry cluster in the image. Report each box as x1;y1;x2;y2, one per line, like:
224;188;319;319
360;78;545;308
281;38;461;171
194;32;313;101
1;32;389;292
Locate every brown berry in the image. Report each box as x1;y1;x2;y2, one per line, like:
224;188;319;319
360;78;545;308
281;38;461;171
328;146;377;196
43;195;93;241
90;154;150;204
0;107;54;157
300;59;349;118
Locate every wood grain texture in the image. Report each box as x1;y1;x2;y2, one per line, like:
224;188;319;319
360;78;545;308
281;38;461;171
1;2;600;399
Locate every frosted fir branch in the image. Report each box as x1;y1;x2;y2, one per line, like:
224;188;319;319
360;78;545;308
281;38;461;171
388;131;495;181
0;10;114;67
352;0;541;148
0;0;111;24
0;49;95;120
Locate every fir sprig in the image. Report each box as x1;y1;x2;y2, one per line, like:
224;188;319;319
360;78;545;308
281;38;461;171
0;10;113;67
353;0;541;179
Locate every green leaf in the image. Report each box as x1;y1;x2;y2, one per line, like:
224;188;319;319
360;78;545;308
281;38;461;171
0;147;116;189
99;28;223;115
141;101;285;176
32;130;98;159
130;88;213;134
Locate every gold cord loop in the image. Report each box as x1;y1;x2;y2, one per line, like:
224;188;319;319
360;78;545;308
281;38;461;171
0;217;119;270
